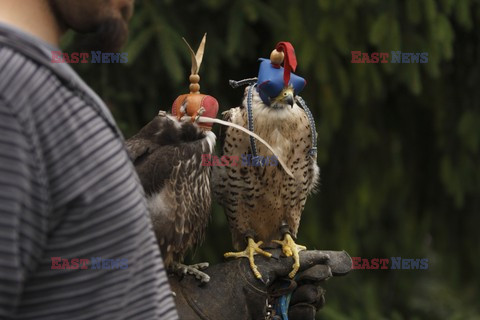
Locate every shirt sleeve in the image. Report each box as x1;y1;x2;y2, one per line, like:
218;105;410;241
0;97;42;316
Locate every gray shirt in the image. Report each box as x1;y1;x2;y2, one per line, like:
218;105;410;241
0;23;178;319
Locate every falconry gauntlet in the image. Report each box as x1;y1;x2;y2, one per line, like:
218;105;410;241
168;249;352;320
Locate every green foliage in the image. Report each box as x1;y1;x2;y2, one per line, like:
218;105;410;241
66;0;480;318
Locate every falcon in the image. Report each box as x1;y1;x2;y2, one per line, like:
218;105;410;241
126;110;216;282
125;34;221;283
213;42;319;279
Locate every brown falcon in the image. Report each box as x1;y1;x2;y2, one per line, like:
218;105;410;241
213;43;319;279
126;111;216;282
125;34;220;283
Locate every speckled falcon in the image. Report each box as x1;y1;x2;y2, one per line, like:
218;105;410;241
125;34;220;283
126;111;216;282
213;42;319;279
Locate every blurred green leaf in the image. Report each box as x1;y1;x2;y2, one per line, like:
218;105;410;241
406;0;422;25
125;27;154;64
369;13;390;46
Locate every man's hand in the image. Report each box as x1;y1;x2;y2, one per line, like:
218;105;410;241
168;249;352;320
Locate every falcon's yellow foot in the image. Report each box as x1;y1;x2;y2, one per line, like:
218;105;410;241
224;238;272;279
273;234;307;278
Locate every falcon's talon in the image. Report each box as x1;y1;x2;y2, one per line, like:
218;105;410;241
224;237;272;279
192;107;206;123
188;262;209;270
273;233;306;278
172;262;211;283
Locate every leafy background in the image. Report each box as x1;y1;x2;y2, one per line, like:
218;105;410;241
65;0;480;319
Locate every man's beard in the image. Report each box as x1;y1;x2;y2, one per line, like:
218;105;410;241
71;18;128;52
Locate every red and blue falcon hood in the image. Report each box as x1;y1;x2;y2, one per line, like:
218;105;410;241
256;42;307;106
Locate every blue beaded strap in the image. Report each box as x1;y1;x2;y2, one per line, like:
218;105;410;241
229;79;259;158
295;96;317;156
246;84;259;158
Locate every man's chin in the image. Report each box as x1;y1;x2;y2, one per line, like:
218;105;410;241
71;18;129;53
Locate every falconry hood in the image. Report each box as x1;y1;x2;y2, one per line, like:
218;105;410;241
256;42;307;106
172;34;219;130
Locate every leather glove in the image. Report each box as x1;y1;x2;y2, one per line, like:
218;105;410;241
168;249;352;320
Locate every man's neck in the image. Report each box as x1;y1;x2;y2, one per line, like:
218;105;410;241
0;0;64;47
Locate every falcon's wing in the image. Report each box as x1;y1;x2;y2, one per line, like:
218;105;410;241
149;135;214;264
126;115;216;265
125;115;211;196
211;106;247;208
125;115;169;163
217;107;236;156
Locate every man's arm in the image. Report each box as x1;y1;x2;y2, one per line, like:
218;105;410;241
0;97;43;316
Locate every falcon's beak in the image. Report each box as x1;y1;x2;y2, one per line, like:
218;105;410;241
272;86;295;108
285;94;294;108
